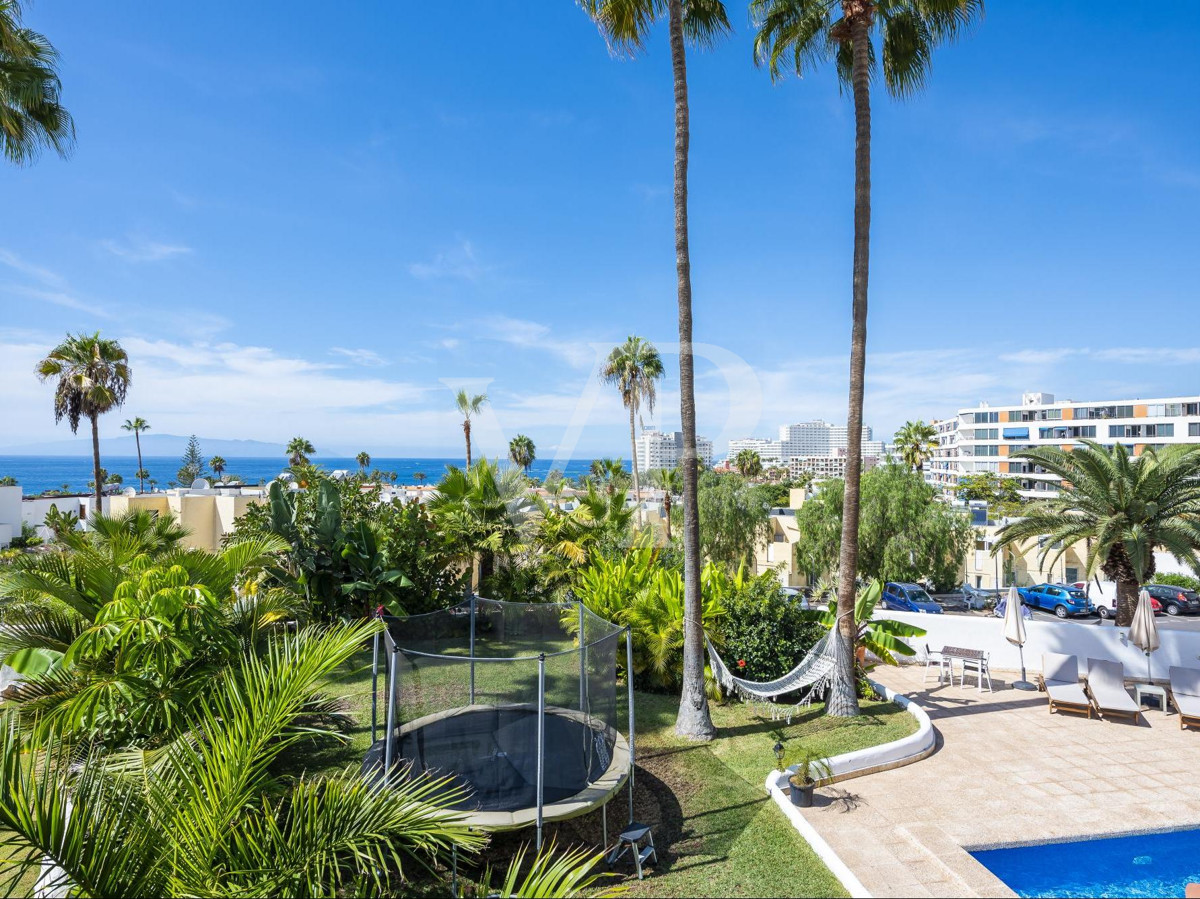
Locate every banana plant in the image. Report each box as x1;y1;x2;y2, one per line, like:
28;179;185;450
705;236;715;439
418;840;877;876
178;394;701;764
805;579;926;666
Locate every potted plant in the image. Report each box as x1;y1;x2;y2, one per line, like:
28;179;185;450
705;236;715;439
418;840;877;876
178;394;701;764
786;748;832;808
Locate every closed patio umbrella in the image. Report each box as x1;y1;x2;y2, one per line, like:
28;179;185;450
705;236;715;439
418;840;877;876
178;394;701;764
1129;587;1160;683
1003;586;1035;690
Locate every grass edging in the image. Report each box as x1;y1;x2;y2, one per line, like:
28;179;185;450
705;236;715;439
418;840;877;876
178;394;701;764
764;681;938;899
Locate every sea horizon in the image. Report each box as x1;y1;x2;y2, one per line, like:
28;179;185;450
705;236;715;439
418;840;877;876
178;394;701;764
0;455;623;496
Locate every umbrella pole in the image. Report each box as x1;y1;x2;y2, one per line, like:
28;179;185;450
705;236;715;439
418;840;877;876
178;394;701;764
1013;642;1036;691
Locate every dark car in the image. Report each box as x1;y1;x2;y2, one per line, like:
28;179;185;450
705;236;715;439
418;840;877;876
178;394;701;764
1145;584;1200;617
881;582;944;614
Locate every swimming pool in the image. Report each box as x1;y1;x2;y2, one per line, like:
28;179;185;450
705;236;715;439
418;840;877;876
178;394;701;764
972;829;1200;898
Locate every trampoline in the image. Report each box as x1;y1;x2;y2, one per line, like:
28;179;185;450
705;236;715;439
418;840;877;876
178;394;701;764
366;597;635;847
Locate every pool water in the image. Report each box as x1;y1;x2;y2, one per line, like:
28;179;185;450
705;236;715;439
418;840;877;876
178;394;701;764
972;829;1200;898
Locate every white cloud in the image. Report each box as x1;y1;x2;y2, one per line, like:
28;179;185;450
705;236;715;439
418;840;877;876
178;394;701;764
99;238;193;263
330;347;389;367
483;315;599;369
0;249;66;287
408;239;489;281
0;249;110;317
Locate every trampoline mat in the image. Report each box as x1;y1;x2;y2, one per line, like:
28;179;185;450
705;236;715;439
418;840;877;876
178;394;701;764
396;707;613;812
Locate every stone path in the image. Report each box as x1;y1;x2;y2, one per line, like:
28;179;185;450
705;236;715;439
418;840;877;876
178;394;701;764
797;664;1200;897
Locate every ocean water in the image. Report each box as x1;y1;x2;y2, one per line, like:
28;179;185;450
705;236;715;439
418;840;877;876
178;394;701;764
972;829;1200;898
0;456;613;495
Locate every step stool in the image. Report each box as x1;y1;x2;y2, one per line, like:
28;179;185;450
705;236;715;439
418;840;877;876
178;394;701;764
606;822;657;880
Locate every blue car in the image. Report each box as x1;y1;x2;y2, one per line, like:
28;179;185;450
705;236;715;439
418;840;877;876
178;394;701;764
1018;583;1093;619
881;582;944;614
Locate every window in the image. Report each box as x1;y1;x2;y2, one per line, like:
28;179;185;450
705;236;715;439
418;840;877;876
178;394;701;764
1186;403;1200;416
1079;405;1135;420
1066;567;1079;583
1040;425;1095;440
1003;427;1029;439
1191;423;1200;437
975;445;1000;457
974;428;998;440
974;411;999;424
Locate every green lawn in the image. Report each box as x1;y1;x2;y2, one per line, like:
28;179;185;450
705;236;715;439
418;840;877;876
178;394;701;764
300;653;917;898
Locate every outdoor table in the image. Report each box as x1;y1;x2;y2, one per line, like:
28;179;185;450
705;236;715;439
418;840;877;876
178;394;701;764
940;646;986;689
1133;682;1168;713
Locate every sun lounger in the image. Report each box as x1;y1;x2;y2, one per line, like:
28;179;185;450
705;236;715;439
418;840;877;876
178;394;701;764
1168;666;1200;731
1086;658;1141;723
1038;653;1091;717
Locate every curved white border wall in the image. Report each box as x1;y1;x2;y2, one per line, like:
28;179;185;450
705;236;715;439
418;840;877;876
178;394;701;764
764;682;937;899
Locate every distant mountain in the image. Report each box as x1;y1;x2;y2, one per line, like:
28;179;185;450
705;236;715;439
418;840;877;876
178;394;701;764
0;434;290;458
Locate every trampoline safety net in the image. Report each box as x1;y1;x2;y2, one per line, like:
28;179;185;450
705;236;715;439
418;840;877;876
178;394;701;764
373;598;627;818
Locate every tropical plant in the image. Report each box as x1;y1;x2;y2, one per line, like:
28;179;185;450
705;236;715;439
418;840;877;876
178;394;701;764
8;521;40;550
286;436;315;467
0;620;486;898
716;568;826;682
956;471;1022;517
733;448;764;480
483;841;620;899
649;466;682;541
589;458;630;495
121;417;150;493
177;434;205;486
413;471;427;485
1152;572;1200;593
577;0;731;740
508;434;536;474
0;0;74;165
356;451;371;473
455;390;488;468
786;747;832;788
600;335;664;525
40;503;78;539
807;579;925;669
0;476;15;486
36;332;130;508
752;0;984;717
894;420;938;474
208;455;226;479
428;459;534;593
994;442;1200;627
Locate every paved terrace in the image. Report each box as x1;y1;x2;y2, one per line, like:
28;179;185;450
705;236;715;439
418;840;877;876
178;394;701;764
798;665;1200;897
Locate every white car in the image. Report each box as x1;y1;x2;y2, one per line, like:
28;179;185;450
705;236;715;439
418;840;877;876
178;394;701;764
1073;580;1118;619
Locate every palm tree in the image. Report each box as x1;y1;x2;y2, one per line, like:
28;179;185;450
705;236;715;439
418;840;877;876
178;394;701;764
0;0;74;165
579;0;730;742
894;420;937;475
286;436;315;467
208;456;226;480
36;333;130;509
589;458;628;496
413;471;427;485
600;336;665;526
752;0;983;718
356;451;371;474
994;442;1200;627
508;434;536;474
121;417;150;493
733;448;764;480
649;467;683;541
455;390;488;469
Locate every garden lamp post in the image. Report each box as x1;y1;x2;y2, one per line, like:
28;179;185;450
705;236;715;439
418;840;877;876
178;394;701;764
773;741;785;773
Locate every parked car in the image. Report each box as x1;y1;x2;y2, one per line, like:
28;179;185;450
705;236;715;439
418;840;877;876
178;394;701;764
780;586;812;610
881;582;944;614
1145;584;1200;616
1018;583;1093;619
1081;580;1163;619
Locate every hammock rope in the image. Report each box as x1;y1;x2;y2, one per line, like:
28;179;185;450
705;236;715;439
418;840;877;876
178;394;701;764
705;623;850;723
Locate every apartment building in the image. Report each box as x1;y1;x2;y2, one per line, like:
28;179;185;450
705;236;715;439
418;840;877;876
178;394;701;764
635;428;714;471
788;448;882;481
728;420;884;466
928;391;1200;498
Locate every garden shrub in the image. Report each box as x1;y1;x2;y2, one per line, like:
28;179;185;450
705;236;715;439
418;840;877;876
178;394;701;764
1152;572;1200;592
716;572;825;683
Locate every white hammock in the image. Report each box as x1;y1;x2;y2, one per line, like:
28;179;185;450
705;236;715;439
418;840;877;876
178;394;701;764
705;629;848;722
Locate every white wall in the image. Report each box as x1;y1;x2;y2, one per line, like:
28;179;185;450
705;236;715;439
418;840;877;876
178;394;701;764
879;611;1200;683
21;496;85;540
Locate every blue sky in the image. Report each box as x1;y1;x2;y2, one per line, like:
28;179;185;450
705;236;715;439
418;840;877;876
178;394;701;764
2;1;1199;463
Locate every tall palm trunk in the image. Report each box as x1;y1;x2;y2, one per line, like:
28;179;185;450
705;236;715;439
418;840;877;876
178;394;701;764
135;431;144;494
629;406;643;525
664;492;673;541
1105;542;1140;627
669;0;714;742
464;421;472;469
90;413;103;512
828;14;872;718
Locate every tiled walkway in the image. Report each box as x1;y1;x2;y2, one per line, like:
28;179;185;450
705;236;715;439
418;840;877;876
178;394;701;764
798;665;1200;897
